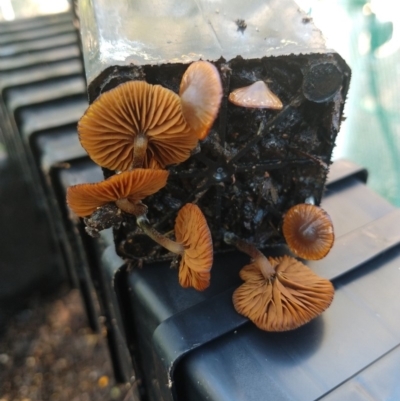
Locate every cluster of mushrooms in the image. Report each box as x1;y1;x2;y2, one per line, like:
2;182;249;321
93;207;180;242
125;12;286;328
67;60;335;332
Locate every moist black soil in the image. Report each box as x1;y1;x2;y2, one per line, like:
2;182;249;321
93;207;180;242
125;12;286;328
90;53;350;263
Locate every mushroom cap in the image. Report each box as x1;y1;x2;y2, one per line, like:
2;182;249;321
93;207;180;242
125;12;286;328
233;255;334;331
67;169;168;217
174;203;213;291
78;81;198;171
282;204;334;260
179;61;223;140
228;81;283;109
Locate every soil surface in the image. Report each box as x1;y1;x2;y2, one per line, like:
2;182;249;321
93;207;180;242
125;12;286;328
0;289;140;401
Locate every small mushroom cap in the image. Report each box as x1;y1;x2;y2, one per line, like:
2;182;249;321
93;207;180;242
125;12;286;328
179;61;223;140
78;81;198;171
228;81;283;109
174;203;213;291
283;204;334;260
67;169;168;217
233;255;334;331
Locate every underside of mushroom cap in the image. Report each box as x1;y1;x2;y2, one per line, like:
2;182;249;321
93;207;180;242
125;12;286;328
283;204;334;260
174;203;213;291
78;81;198;171
233;255;334;331
228;81;283;109
67;169;168;217
179;61;223;140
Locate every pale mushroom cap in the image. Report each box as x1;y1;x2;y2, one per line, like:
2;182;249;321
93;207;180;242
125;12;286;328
228;81;283;109
233;255;334;331
179;61;223;140
174;203;213;291
66;169;168;217
283;204;334;260
78;81;198;171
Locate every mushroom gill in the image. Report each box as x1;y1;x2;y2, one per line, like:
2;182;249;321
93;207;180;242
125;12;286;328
78;81;198;171
224;232;334;331
179;61;223;140
233;255;334;332
137;203;213;291
66;169;169;217
174;203;213;290
228;80;283;109
282;203;334;260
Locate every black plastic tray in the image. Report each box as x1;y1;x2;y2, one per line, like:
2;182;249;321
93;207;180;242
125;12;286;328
54;158;134;382
98;160;400;401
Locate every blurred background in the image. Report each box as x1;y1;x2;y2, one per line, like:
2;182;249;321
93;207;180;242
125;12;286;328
0;0;69;20
297;0;400;206
0;2;139;399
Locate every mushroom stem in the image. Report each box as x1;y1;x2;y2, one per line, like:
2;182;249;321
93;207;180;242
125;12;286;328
131;132;148;168
137;215;185;255
224;232;275;279
115;198;147;216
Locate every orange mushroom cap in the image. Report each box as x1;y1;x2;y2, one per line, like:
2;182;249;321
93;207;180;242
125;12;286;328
66;169;168;217
282;204;334;260
174;203;213;291
233;255;334;331
179;61;223;140
78;81;198;171
228;81;283;109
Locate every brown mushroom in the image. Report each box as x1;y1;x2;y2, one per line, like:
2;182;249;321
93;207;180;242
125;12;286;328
233;255;334;332
179;61;223;140
78;81;198;170
282;204;334;260
66;169;168;217
228;81;283;109
137;203;213;291
224;232;334;331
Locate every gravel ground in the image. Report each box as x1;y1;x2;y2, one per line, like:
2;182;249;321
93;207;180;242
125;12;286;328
0;289;140;401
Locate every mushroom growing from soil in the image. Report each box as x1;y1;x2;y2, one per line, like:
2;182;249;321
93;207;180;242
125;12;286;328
179;60;223;140
78;81;198;170
66;169;169;217
224;232;334;331
137;203;213;291
228;80;283;109
282;203;334;260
